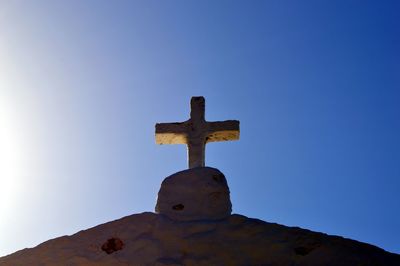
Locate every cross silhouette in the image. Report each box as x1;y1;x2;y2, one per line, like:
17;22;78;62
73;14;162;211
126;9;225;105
155;96;240;168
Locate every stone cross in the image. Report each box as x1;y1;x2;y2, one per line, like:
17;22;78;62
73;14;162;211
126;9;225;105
155;96;240;168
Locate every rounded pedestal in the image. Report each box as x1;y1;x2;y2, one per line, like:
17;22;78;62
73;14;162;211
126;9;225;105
155;167;232;221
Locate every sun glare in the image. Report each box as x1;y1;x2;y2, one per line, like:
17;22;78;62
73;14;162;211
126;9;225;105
0;99;24;216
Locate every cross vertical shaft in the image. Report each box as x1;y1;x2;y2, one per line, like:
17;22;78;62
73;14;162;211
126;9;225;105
187;97;207;168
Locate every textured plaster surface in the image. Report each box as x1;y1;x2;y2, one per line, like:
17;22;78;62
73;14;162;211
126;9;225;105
2;167;399;265
1;212;399;266
155;167;232;221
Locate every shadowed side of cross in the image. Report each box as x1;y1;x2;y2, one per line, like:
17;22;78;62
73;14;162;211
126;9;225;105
155;96;240;168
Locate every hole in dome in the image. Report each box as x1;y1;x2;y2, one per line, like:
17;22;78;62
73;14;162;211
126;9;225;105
172;204;184;211
212;173;226;184
101;237;124;254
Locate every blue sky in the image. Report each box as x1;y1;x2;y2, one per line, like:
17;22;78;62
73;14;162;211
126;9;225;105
0;0;399;256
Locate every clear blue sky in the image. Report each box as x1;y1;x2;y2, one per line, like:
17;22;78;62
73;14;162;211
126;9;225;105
0;0;399;256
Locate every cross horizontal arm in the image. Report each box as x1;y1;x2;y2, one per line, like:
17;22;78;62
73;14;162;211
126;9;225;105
155;96;240;168
207;120;240;143
155;122;188;144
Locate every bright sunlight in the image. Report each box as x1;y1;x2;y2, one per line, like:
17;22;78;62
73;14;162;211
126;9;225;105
0;97;24;216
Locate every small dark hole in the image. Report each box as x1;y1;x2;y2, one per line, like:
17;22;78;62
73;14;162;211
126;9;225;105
212;173;226;184
101;237;124;254
172;204;184;211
